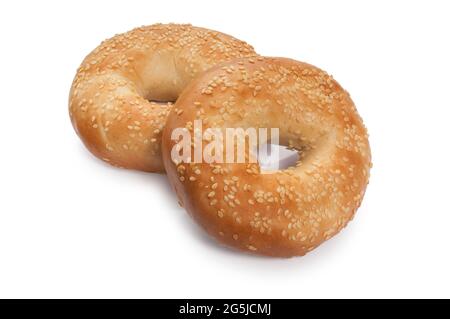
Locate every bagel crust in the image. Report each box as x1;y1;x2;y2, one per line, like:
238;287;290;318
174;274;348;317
162;57;371;257
69;24;256;172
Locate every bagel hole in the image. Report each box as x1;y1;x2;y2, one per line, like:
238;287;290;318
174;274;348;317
258;144;300;172
147;98;177;105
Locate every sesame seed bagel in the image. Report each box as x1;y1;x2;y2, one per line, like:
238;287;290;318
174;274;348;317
162;57;371;257
69;24;256;172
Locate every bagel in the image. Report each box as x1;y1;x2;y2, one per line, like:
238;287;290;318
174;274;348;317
69;24;256;172
162;57;371;257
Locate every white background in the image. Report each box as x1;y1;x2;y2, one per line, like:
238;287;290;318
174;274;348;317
0;0;449;298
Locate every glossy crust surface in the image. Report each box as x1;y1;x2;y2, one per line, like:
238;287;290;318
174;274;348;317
69;24;256;172
162;57;371;257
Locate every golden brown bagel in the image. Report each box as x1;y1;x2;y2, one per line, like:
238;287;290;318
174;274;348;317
69;24;256;172
162;57;371;257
